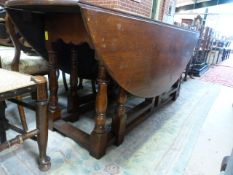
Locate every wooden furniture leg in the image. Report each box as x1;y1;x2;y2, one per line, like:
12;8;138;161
112;88;127;146
172;77;181;101
48;49;61;122
154;96;161;107
183;61;189;81
0;101;7;143
91;80;96;94
146;97;155;112
90;63;108;159
77;78;83;89
62;71;69;92
67;47;78;113
16;96;28;132
78;78;96;93
34;76;51;171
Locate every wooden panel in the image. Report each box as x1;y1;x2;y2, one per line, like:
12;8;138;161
81;4;199;97
45;14;91;46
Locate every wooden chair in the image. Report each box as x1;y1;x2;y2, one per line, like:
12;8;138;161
0;14;49;132
0;68;51;171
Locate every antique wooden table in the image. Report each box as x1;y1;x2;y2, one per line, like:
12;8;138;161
6;0;199;158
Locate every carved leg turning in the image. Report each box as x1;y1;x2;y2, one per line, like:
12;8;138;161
90;63;108;159
112;88;127;146
0;101;7;143
67;47;79;113
48;49;61;122
34;77;51;171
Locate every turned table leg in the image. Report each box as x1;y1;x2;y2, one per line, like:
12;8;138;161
112;88;127;146
146;97;155;112
67;47;79;113
0;101;7;143
154;96;161;107
48;49;61;122
90;63;108;159
172;77;182;101
35;77;51;171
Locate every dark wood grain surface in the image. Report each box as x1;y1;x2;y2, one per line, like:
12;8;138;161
81;4;198;97
6;1;199;98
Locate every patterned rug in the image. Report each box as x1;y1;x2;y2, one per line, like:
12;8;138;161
0;80;220;175
200;57;233;88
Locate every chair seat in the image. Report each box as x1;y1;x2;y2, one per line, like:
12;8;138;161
0;68;35;93
0;46;48;75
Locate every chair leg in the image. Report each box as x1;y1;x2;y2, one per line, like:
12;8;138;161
91;80;96;94
77;78;84;89
34;76;51;171
0;101;7;143
16;96;28;132
62;71;69;92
